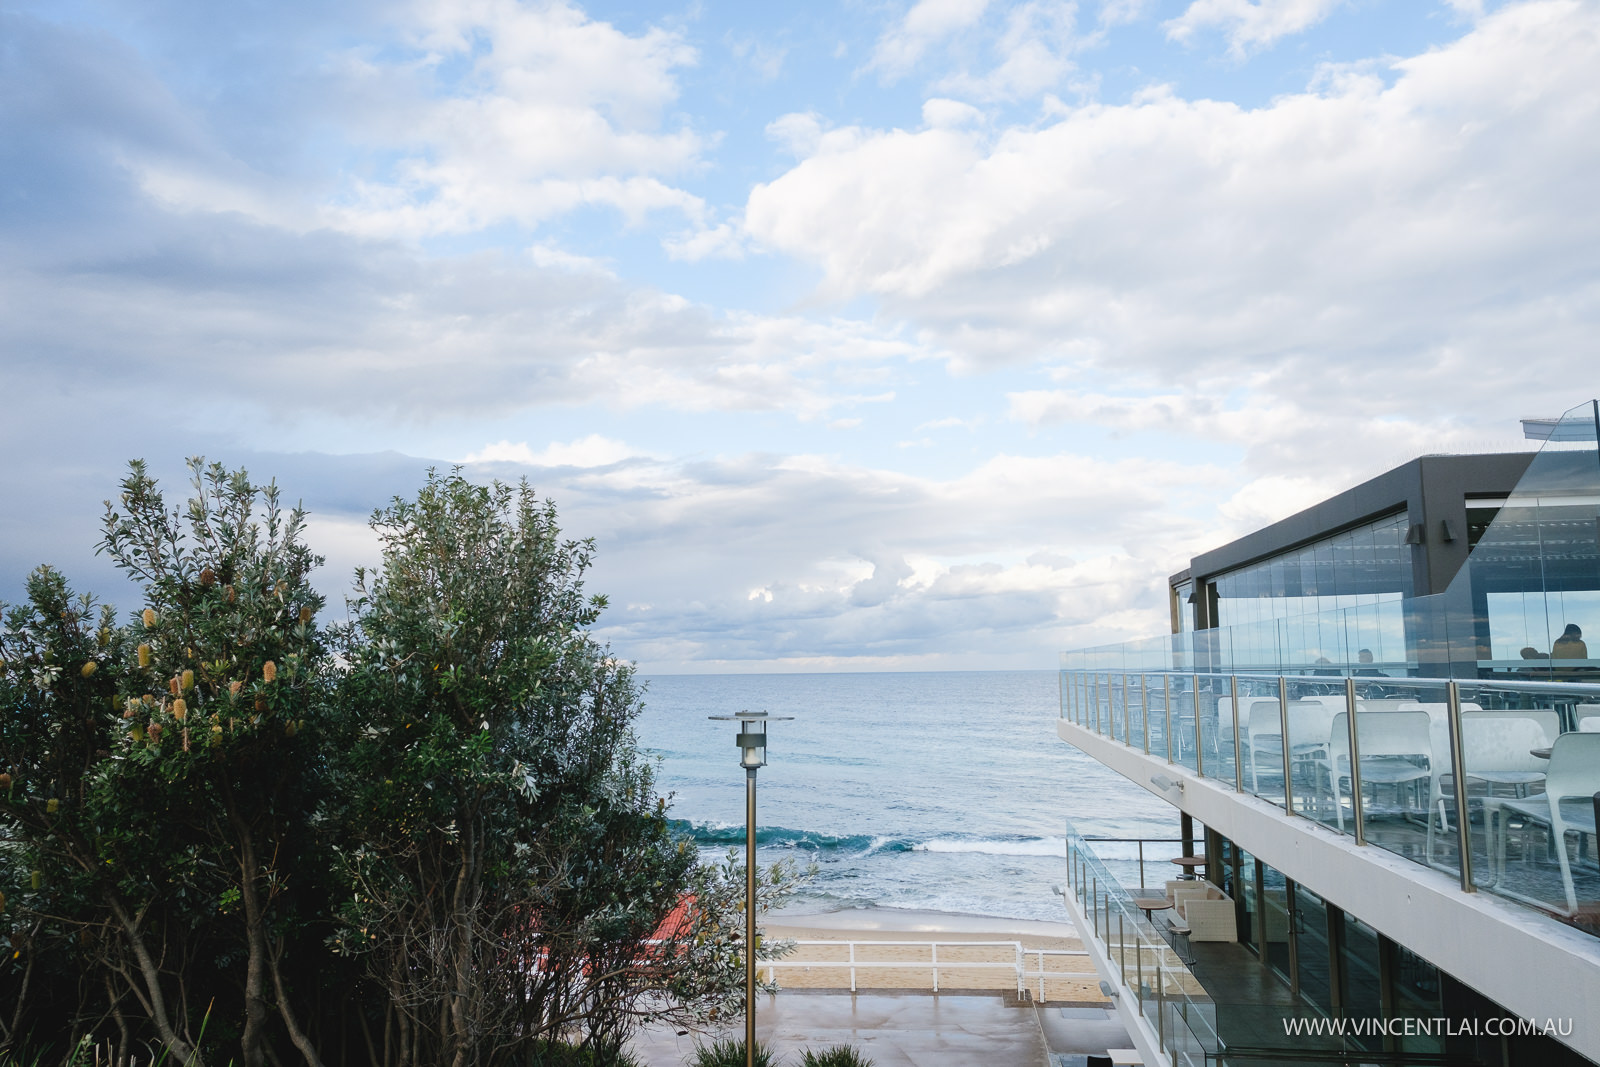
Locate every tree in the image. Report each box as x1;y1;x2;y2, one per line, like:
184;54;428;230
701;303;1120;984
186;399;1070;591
2;462;800;1067
1;459;333;1066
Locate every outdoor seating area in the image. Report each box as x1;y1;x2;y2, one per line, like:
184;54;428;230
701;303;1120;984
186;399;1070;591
1065;670;1600;932
1162;879;1238;943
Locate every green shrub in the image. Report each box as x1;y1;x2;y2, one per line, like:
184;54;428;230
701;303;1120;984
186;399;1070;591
690;1037;774;1067
800;1046;874;1067
527;1038;642;1067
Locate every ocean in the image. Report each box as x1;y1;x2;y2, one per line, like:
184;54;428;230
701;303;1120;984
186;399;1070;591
635;670;1176;922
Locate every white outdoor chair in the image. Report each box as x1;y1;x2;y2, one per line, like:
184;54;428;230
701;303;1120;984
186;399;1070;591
1328;711;1445;859
1491;732;1600;914
1457;715;1550;797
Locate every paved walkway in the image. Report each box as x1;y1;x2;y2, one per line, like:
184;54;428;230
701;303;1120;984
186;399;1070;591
630;992;1052;1067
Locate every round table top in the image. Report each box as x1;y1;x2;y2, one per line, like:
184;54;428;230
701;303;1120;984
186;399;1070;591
1132;897;1173;911
1169;855;1207;868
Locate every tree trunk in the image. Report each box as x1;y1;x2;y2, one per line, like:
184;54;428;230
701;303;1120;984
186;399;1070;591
230;808;271;1067
104;892;202;1067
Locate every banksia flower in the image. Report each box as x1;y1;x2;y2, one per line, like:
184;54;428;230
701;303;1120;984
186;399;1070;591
148;722;163;743
142;694;155;705
31;870;41;890
200;566;215;587
46;798;59;813
142;608;156;628
98;627;110;647
130;724;146;742
284;721;298;737
182;728;191;752
255;695;267;713
0;772;11;791
225;584;235;603
299;605;312;625
229;680;242;698
0;889;7;912
123;702;137;719
81;661;97;678
169;677;181;697
172;698;187;721
263;661;276;683
138;644;151;668
181;669;194;692
210;725;223;746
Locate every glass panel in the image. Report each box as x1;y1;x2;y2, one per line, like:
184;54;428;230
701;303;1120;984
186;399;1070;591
1262;865;1291;984
1293;883;1334;1015
1239;677;1287;808
1387;939;1446;1057
1341;915;1383;1048
1346;678;1453;870
1202;673;1236;787
1236;849;1260;955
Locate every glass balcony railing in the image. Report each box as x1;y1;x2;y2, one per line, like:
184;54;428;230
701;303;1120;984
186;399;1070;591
1065;821;1222;1066
1059;667;1600;940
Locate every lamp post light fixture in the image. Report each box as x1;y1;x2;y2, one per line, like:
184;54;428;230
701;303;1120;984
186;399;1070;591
708;710;793;1067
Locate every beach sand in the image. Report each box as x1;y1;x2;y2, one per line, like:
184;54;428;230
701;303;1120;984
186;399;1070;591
761;907;1107;1003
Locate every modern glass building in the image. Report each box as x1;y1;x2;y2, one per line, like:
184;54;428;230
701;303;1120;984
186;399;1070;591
1057;400;1600;1066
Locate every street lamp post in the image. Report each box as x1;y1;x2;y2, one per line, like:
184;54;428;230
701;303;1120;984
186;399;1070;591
708;710;791;1067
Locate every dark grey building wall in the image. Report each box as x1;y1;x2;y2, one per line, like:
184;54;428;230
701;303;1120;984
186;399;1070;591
1169;453;1535;631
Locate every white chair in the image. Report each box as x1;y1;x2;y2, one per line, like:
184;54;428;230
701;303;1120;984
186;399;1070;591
1491;732;1600;914
1328;711;1445;859
1581;719;1600;733
1457;715;1550;797
1245;697;1283;791
1577;704;1600;730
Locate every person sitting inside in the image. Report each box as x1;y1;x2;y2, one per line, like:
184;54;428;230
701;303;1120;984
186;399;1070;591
1553;624;1589;661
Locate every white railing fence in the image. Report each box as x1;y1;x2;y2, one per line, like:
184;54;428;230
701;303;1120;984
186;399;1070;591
761;939;1093;1000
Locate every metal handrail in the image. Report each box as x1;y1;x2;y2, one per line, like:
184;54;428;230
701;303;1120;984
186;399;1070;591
1061;666;1600;923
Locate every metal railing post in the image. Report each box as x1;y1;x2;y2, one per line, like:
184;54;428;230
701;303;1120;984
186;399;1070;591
1279;675;1295;814
1122;672;1132;745
849;941;857;992
1142;674;1152;754
1165;674;1174;764
1230;674;1243;793
1345;677;1364;844
1447;680;1476;891
932;942;939;992
1192;672;1204;775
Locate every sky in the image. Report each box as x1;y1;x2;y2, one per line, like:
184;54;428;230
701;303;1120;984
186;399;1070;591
1;0;1597;673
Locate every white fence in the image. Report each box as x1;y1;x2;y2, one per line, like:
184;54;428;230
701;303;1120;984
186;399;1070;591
762;939;1094;1001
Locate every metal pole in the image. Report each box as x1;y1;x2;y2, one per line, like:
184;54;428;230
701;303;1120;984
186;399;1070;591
1165;674;1174;764
1192;672;1204;775
1142;674;1152;754
1447;681;1476;891
746;766;757;1065
1345;677;1365;844
1122;672;1132;745
1279;675;1295;814
1230;674;1243;793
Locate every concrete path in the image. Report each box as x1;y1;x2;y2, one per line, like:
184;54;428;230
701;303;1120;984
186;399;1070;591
630;992;1051;1067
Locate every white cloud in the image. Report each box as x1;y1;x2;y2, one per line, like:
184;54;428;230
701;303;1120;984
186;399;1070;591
867;0;994;82
1164;0;1347;57
744;0;1600;446
934;0;1081;100
464;435;641;468
123;0;710;239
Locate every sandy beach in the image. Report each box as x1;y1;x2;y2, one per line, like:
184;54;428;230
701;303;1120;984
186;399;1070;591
761;907;1107;1003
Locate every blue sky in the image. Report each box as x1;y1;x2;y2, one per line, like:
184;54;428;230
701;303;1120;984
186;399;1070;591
2;0;1596;671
